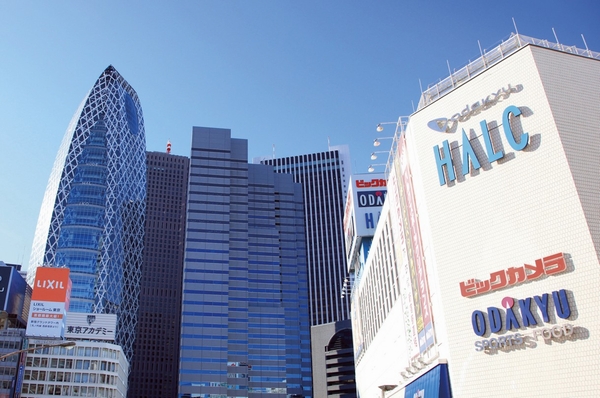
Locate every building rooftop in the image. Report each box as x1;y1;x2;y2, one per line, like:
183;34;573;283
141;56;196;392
417;33;600;110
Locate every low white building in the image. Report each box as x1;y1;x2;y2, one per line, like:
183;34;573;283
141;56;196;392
20;339;128;398
351;33;600;397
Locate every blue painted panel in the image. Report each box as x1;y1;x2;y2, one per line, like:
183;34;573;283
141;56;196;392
404;364;452;398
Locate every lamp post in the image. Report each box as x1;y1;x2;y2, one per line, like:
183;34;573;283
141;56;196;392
378;384;397;398
368;164;386;173
0;341;76;361
370;151;388;161
373;137;393;147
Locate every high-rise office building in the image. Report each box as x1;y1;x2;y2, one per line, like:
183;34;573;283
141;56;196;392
179;127;312;398
129;150;189;397
28;65;146;362
258;146;352;326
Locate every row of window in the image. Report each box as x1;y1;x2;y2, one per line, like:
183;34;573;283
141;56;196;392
27;345;120;359
25;358;118;372
21;384;118;397
23;369;118;384
353;211;400;362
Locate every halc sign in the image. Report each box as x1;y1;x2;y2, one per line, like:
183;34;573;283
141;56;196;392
433;105;529;186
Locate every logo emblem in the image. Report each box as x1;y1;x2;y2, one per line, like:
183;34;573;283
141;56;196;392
87;315;96;325
427;118;449;133
427;84;522;133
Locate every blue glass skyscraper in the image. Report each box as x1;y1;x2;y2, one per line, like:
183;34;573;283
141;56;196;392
259;146;352;326
179;127;312;398
28;66;146;362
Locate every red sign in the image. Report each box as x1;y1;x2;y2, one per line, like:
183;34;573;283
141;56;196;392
31;267;72;307
355;178;386;188
460;253;567;298
26;267;72;338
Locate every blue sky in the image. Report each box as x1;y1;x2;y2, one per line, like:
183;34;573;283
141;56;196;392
1;1;598;268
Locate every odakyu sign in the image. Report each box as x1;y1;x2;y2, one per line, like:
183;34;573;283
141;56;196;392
432;105;530;186
470;289;575;352
427;84;521;133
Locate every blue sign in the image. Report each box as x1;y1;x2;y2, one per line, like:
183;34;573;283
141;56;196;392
404;363;452;398
357;190;387;208
471;289;571;337
433;105;530;186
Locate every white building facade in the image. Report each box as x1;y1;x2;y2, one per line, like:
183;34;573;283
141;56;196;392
20;340;128;397
351;34;600;397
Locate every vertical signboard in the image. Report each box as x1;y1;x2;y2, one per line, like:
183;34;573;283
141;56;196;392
388;160;419;359
343;187;356;262
0;267;12;310
14;338;28;398
394;135;435;357
25;268;72;339
353;175;387;237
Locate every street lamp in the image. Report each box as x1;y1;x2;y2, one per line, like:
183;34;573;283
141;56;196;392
377;118;408;133
368;164;386;173
370;151;388;161
378;384;398;398
0;341;76;361
373;137;393;147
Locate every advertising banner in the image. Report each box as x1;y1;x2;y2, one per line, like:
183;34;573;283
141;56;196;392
26;268;72;339
343;188;356;261
351;174;387;238
65;313;117;341
14;338;28;398
395;135;435;356
389;155;419;359
0;267;11;309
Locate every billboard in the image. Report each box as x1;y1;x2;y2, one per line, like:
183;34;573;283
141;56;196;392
390;135;435;358
349;175;387;238
0;266;28;325
26;267;72;339
344;174;387;270
0;267;12;309
65;313;117;341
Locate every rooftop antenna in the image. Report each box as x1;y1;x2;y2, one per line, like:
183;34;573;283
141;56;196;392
512;18;522;47
418;78;423;93
411;100;415;113
166;140;172;154
328;136;331;150
552;27;561;49
272;144;275;159
446;60;454;88
477;40;487;67
581;34;591;57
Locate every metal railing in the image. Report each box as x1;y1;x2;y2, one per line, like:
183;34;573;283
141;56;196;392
417;33;600;110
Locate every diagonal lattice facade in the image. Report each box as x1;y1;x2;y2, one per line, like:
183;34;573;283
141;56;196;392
28;66;146;363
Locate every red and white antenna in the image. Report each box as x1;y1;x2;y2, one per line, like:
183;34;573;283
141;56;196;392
166;140;172;154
